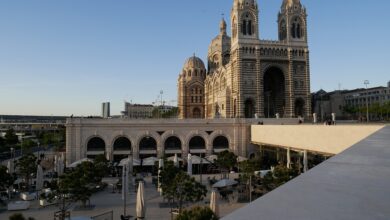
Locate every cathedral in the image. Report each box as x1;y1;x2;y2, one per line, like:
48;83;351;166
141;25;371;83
178;0;311;119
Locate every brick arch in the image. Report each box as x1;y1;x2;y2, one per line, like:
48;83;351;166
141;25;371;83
185;130;209;148
84;135;107;152
161;130;185;151
109;134;135;151
209;130;232;149
136;131;161;152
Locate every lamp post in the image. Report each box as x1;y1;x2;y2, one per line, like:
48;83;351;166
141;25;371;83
266;91;271;118
364;80;370;123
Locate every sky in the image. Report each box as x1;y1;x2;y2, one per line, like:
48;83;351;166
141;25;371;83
0;0;389;116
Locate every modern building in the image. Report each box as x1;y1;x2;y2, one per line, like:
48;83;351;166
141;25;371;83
102;102;110;118
178;0;311;119
312;81;390;120
121;102;154;119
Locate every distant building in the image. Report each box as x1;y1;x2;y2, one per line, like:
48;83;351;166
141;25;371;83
312;82;390;120
122;102;154;119
102;102;110;118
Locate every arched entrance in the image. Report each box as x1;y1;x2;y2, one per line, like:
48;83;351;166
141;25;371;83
164;136;182;156
193;108;201;118
139;136;157;159
189;136;206;156
295;98;305;117
244;99;255;118
87;137;105;159
113;137;132;162
264;67;285;118
212;136;229;153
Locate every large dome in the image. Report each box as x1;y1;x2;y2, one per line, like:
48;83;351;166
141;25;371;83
183;55;205;70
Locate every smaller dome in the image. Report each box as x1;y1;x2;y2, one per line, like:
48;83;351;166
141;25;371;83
183;55;205;70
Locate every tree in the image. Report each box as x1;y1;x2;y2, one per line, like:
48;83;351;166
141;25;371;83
0;165;15;202
9;213;35;220
262;165;298;191
16;154;37;190
215;150;237;176
93;154;109;180
5;128;19;146
43;161;100;219
21;139;36;154
176;206;218;220
160;163;207;213
0;136;6;153
70;162;96;207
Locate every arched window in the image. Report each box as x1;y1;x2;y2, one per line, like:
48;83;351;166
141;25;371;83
213;136;229;150
87;137;105;152
113;137;131;151
193;108;201;118
189;136;206;150
292;17;303;39
139;136;157;151
242;13;254;36
165;136;182;150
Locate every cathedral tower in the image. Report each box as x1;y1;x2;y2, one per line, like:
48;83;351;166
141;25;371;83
230;0;261;118
278;0;308;44
178;55;206;119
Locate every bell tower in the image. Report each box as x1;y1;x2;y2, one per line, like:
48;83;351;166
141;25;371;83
229;0;261;118
231;0;259;45
278;0;308;43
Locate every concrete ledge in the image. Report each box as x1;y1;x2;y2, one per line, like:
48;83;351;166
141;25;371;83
224;126;390;220
251;125;385;154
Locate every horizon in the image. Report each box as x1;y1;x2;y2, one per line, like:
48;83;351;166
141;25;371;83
1;0;389;116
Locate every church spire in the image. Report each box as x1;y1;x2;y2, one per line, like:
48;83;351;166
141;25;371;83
220;16;227;35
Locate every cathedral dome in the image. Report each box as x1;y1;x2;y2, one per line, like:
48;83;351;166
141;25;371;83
183;55;206;70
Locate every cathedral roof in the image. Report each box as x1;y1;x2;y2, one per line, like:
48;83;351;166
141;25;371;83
183;55;205;70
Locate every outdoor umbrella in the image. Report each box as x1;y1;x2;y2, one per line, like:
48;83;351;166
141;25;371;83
190;155;210;165
36;164;44;191
7;160;14;174
167;155;183;162
187;154;192;175
119;157;141;167
212;179;238;188
236;156;248;163
142;157;159;166
57;155;65;176
68;158;93;168
136;181;146;219
157;159;164;194
205;155;218;163
121;163;130;218
54;155;58;173
210;190;219;217
173;154;179;167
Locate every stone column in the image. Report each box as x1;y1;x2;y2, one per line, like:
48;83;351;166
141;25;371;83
157;141;164;158
287;148;291;169
303;150;308;172
206;138;213;156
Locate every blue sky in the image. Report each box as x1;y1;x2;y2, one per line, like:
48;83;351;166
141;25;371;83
0;0;389;116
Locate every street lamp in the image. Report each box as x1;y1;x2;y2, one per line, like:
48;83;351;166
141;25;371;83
266;91;271;118
364;80;370;123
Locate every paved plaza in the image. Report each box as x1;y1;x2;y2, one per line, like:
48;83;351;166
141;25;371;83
0;175;246;220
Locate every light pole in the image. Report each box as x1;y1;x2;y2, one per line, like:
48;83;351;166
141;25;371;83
364;80;370;123
266;92;271;118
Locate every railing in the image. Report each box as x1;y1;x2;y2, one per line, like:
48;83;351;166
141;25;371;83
91;210;114;220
